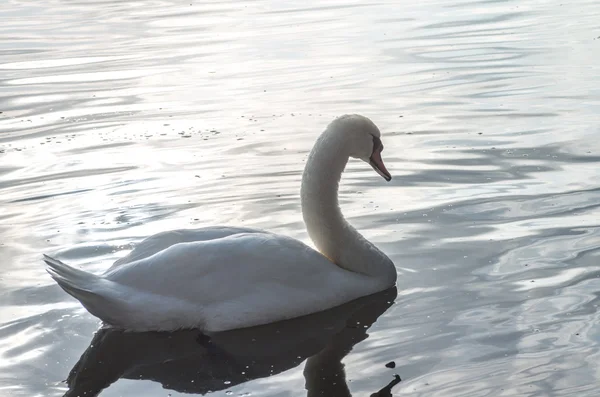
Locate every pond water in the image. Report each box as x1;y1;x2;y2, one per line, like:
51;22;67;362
1;0;599;396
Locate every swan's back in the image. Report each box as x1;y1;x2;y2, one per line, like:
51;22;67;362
110;226;265;268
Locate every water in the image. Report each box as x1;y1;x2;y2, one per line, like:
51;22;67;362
1;0;599;395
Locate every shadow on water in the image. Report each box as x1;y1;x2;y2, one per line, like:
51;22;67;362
63;287;399;397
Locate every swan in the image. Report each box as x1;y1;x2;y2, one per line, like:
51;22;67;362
44;114;397;332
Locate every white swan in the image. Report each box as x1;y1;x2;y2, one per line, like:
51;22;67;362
44;114;397;332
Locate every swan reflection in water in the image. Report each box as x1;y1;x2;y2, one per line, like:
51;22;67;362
64;287;399;397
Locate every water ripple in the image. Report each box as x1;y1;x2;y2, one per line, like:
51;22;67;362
1;0;599;396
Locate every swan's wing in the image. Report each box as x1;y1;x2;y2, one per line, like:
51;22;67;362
103;232;379;332
110;226;268;269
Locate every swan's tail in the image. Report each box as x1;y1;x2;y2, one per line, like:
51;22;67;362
44;255;127;326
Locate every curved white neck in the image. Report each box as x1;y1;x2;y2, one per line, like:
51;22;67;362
300;129;396;284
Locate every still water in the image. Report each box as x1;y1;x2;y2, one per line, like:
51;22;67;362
1;0;599;395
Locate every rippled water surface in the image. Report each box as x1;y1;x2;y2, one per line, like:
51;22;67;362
1;0;600;396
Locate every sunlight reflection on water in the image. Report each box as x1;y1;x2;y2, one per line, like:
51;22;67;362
1;0;599;395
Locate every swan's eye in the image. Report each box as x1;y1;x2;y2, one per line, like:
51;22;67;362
372;136;383;153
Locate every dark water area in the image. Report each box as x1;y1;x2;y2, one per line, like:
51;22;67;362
1;0;599;396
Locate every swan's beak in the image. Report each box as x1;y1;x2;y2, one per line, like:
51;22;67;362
369;148;392;182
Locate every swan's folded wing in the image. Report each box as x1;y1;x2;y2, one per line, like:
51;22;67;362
109;226;269;269
102;232;379;332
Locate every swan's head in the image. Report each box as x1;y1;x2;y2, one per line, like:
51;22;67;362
329;114;392;181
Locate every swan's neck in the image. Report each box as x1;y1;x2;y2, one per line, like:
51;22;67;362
300;131;396;284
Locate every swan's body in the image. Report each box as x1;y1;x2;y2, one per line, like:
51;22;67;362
45;114;397;332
